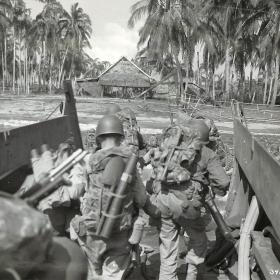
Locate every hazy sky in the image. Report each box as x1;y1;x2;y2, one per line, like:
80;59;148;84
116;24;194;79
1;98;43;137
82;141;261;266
26;0;142;63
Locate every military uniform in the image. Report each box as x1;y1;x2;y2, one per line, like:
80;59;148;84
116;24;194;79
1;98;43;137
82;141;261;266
145;122;229;280
18;143;87;236
0;194;88;280
157;145;229;280
71;146;147;279
0;195;53;278
69;115;149;280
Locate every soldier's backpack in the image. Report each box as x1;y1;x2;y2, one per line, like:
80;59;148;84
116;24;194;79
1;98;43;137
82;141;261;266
152;125;200;185
116;108;144;150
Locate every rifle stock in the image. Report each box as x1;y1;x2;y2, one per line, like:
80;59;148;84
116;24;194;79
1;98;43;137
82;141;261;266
159;127;182;182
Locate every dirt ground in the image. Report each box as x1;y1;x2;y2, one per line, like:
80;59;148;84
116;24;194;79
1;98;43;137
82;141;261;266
1;95;280;161
1;95;280;136
1;95;280;280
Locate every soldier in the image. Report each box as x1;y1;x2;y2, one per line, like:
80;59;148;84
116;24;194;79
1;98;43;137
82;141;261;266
105;103;121;115
193;115;232;170
84;128;97;153
0;188;87;280
18;141;86;237
150;120;229;280
105;104;145;154
70;115;159;280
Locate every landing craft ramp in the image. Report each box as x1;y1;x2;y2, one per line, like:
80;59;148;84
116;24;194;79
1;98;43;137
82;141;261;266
222;101;280;280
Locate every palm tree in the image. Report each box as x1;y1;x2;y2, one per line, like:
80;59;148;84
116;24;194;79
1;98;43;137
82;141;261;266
0;0;12;93
129;0;198;101
30;0;64;93
58;2;92;79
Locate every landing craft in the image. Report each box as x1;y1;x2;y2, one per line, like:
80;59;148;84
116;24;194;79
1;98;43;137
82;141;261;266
0;80;87;280
0;83;280;280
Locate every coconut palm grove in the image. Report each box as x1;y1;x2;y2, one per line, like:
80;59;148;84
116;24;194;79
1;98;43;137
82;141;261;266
1;0;280;105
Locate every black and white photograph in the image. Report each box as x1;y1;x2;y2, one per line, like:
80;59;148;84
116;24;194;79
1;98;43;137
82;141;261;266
1;0;280;279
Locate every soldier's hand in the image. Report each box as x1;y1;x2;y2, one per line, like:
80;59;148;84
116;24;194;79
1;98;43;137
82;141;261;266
31;144;55;182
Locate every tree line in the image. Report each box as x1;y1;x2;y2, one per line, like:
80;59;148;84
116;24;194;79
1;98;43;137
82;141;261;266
0;0;110;95
129;0;280;105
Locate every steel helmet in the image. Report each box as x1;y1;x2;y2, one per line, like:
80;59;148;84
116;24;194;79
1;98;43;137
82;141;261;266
96;115;124;138
106;104;121;115
187;119;210;144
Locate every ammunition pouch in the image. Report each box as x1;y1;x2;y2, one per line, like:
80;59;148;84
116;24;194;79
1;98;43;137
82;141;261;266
71;213;98;237
75;188;134;238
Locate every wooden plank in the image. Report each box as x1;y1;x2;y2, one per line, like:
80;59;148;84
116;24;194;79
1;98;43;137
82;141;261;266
0;116;70;178
234;119;280;238
251;231;280;280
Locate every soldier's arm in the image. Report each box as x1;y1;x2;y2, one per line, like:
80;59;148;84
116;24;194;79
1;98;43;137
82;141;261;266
132;170;148;208
67;162;87;199
132;171;161;218
206;148;230;196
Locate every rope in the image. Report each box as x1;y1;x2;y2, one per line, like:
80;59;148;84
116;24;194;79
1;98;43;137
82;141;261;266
44;102;63;120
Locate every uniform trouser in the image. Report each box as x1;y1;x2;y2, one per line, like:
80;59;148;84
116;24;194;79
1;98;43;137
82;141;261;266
159;216;208;280
45;207;79;236
72;230;132;280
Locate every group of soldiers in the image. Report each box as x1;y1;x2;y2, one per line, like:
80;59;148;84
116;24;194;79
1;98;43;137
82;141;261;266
0;103;230;280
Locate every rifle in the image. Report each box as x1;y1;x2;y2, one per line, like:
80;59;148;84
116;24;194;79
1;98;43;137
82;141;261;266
159;127;182;182
16;149;88;207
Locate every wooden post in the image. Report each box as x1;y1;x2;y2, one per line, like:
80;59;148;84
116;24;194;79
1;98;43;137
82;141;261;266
63;80;83;149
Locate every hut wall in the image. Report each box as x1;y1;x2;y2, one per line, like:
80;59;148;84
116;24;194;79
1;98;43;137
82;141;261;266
77;81;102;97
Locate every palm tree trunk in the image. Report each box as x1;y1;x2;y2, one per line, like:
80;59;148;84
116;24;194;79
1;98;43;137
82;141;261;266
271;53;280;106
12;27;16;93
267;77;274;105
197;51;200;86
43;41;46;90
19;35;22;92
49;53;53;95
38;53;41;90
206;52;210;95
27;54;30;95
212;73;216;101
2;51;4;93
263;65;269;104
61;70;66;84
23;44;26;93
183;51;189;100
225;44;231;100
26;48;29;95
249;61;253;98
58;46;69;87
4;33;7;89
174;54;183;102
68;55;74;79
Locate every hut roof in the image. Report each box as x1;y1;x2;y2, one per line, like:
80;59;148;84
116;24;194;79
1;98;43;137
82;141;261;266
98;56;153;88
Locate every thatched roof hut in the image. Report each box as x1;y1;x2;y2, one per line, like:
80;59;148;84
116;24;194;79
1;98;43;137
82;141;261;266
98;56;153;88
